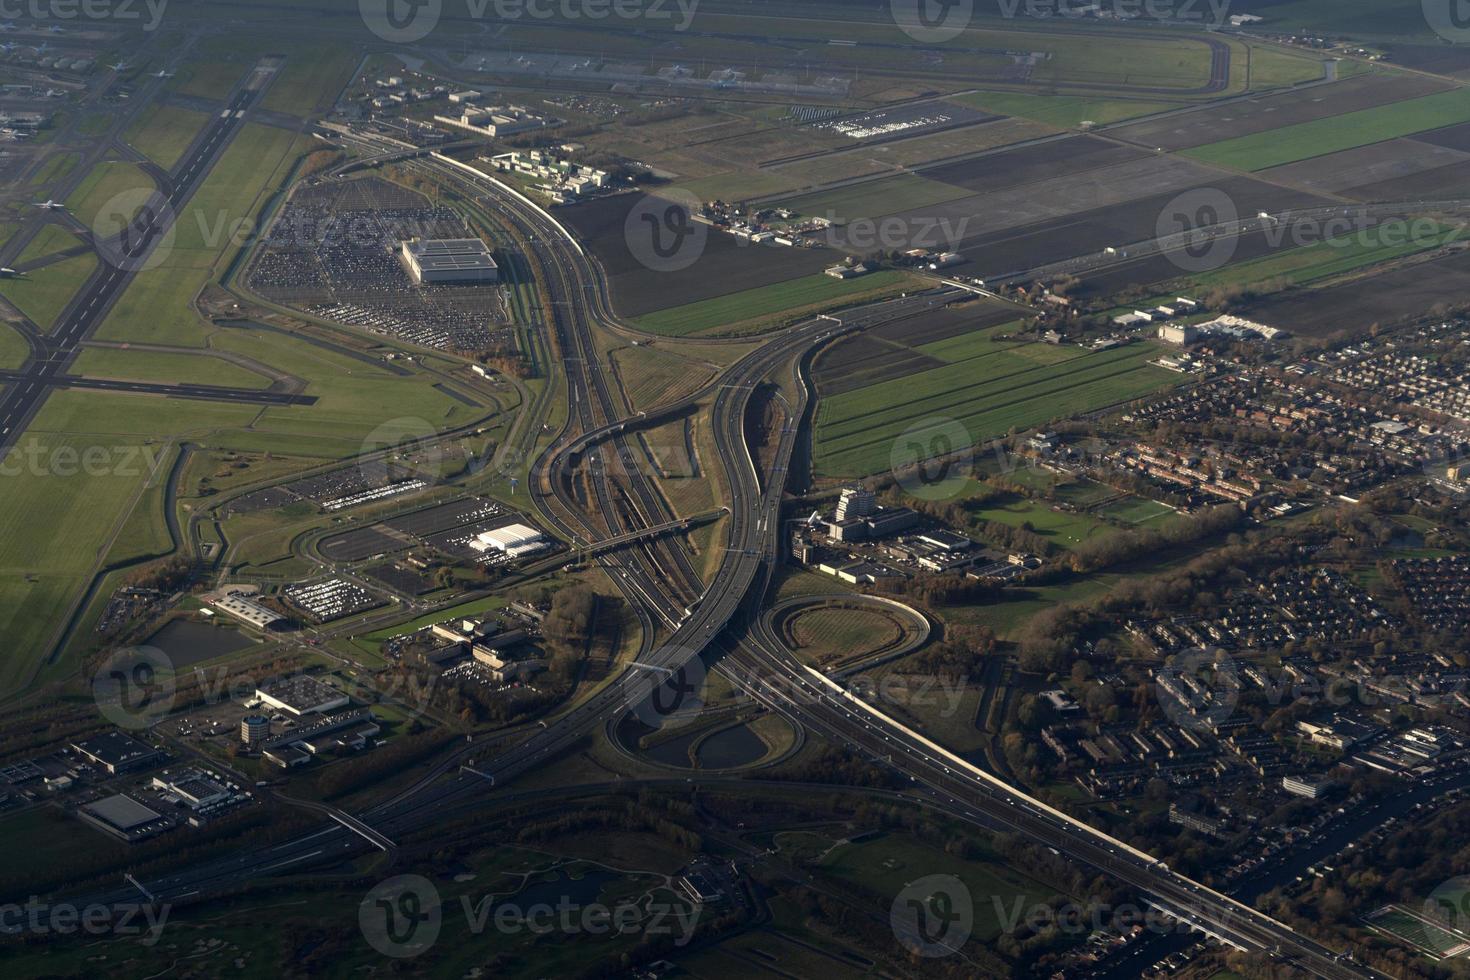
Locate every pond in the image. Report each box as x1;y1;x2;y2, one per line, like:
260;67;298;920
145;619;254;667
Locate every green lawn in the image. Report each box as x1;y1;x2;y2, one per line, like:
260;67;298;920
1183;222;1470;291
0;323;28;370
0;252;97;330
821;832;1065;943
634;270;912;337
953;91;1180;129
970;494;1111;549
815;341;1178;477
69;347;272;390
123;105;211;170
64;160;159;232
1185;88;1470;171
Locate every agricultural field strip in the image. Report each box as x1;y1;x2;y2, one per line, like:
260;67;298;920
820;343;1161;444
1184;87;1470;172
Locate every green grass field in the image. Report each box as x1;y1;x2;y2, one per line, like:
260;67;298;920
633;270;912;337
0;252;97;331
1185;88;1470;171
1184;222;1470;292
953;91;1180;129
0;324;28;370
969;494;1110;549
69;347;272;389
821;832;1064;943
815;341;1177;477
123;105;211;170
64;160;159;232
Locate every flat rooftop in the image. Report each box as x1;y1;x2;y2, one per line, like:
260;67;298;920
403;238;497;272
83;794;161;831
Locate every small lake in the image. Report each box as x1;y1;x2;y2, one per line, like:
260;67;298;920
146;619;254;667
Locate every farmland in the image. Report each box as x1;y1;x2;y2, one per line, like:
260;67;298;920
558;193;839;319
633;270;913;338
814;339;1178;477
1184;88;1470;171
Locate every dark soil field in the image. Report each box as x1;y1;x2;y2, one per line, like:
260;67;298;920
1243;248;1470;338
869;299;1019;346
1260;139;1470;195
1385;44;1470;78
918;135;1151;194
1108;74;1450;151
812;335;944;396
1343;160;1470;203
944;177;1330;278
1064;225;1316;301
1411;122;1470;153
559;194;836;318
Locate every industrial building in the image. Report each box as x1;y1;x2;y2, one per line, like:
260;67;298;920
400;238;500;285
78;794;172;842
433;104;551;137
72;731;165;775
469;523;548;557
209;591;284;630
255;675;350;717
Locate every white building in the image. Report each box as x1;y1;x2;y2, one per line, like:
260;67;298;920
401;239;499;285
469;523;548;558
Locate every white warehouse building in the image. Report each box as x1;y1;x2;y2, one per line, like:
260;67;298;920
470;523;548;558
400;238;500;285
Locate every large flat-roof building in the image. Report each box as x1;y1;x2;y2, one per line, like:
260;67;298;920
469;523;547;558
400;238;500;285
72;731;165;775
256;675;350;717
211;592;285;630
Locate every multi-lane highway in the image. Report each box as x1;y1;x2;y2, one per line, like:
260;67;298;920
60;139;1375;977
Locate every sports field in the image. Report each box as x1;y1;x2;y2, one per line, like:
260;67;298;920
814;341;1178;477
1365;904;1470;959
1185;88;1470;171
